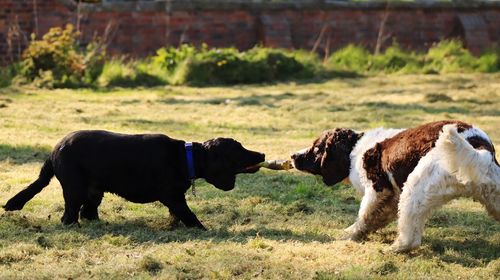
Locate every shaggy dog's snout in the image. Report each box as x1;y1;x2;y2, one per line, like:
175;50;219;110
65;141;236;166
291;148;315;173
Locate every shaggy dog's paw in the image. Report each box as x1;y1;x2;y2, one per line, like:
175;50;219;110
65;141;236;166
388;242;417;253
340;231;366;242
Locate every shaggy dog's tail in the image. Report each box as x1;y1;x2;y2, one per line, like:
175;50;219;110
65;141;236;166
439;124;500;221
3;159;54;211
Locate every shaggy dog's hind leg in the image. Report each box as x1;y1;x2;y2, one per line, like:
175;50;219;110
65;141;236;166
391;166;455;252
344;187;399;241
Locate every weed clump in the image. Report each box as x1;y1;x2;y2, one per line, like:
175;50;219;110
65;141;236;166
371;261;399;275
0;64;20;88
425;93;453;103
140;255;164;275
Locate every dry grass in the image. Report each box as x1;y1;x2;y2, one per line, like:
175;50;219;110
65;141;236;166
0;74;499;279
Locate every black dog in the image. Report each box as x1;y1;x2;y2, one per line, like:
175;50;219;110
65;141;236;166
3;130;265;229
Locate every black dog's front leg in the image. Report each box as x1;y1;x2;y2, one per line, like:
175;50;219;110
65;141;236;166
163;196;206;230
166;209;181;229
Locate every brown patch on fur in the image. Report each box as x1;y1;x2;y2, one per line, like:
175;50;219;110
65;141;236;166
321;129;363;186
363;143;390;192
292;129;363;186
363;120;473;191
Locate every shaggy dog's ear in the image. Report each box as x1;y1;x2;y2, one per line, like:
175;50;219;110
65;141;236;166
363;143;391;192
320;129;357;186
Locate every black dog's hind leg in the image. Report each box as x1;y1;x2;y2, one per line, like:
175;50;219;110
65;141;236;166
59;168;87;225
80;189;104;221
162;196;206;230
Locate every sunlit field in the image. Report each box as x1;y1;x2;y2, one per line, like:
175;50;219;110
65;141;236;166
0;74;499;279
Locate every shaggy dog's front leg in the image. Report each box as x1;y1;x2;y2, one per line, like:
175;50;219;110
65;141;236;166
344;187;399;240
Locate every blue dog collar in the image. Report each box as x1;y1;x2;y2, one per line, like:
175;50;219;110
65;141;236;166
185;142;196;180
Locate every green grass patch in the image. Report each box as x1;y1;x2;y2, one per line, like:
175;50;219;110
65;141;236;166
0;74;498;278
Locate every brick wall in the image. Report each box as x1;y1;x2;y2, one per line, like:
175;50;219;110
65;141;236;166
1;0;500;65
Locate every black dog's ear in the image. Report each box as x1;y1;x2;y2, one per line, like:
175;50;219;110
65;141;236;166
205;174;236;191
320;129;357;186
362;143;391;192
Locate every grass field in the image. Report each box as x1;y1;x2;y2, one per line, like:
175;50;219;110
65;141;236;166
0;74;499;279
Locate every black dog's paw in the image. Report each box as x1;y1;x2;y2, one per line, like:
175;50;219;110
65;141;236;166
60;213;80;226
79;208;99;221
3;198;25;211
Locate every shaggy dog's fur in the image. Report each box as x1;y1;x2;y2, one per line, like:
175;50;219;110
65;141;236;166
4;130;265;229
292;120;499;252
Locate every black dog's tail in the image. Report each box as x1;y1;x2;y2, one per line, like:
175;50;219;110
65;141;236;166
3;159;54;211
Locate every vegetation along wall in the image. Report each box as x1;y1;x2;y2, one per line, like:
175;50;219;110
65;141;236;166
1;0;500;65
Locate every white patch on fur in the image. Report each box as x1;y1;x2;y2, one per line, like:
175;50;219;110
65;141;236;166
460;126;492;145
349;128;405;194
294;147;309;157
439;125;500;220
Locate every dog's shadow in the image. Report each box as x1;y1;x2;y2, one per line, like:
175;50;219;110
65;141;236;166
84;219;336;245
0;212;334;247
425;237;500;267
410;209;500;267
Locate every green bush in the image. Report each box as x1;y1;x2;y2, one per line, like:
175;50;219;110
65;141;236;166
20;24;105;88
424;39;478;73
4;34;500;89
476;49;499;73
370;43;423;73
327;44;372;73
163;46;320;85
184;47;250;85
98;58;167;88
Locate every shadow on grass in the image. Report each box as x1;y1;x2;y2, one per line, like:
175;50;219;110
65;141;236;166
361;101;470;115
157;91;299;108
359;101;500;117
0;144;51;164
85;221;335;244
427;237;500;267
0;212;334;245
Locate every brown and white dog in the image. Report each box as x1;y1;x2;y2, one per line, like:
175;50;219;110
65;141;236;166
292;120;500;252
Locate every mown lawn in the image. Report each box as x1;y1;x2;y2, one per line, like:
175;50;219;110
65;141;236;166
0;74;499;279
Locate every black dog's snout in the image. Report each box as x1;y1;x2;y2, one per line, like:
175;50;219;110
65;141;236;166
291;153;300;160
254;152;265;162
